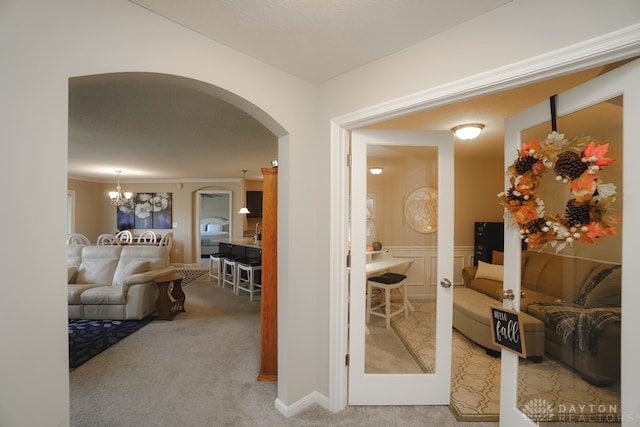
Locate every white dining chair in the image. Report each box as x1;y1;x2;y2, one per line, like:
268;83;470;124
137;230;157;243
159;232;173;250
97;233;120;246
66;233;91;245
115;230;133;244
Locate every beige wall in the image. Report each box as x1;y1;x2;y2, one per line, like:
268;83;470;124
3;0;639;424
68;178;265;263
366;154;505;249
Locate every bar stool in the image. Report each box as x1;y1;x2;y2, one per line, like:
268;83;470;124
235;258;262;301
208;253;222;283
221;256;239;290
366;272;409;329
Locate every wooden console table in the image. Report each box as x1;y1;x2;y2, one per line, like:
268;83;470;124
154;272;186;320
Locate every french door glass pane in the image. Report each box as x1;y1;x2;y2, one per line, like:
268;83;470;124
365;145;438;374
517;97;622;423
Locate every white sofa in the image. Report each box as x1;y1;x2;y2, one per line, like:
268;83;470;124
67;244;174;320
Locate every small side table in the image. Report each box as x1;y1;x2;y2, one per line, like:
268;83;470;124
154;272;186;320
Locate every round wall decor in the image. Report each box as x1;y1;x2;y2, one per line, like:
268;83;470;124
404;187;438;234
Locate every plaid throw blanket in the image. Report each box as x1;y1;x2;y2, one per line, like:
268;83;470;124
536;303;620;353
535;265;621;354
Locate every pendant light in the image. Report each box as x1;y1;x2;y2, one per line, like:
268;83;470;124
238;170;250;214
108;170;133;206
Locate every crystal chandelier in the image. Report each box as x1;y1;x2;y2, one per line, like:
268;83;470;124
108;170;133;206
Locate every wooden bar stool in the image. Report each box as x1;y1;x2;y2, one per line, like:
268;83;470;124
235;259;262;301
366;272;409;329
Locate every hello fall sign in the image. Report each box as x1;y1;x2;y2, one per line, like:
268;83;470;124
490;307;527;358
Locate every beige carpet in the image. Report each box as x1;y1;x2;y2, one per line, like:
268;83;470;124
392;301;621;423
71;275;494;427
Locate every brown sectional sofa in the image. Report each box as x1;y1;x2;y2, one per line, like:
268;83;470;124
459;250;621;386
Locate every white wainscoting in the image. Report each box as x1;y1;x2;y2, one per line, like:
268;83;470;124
383;246;475;299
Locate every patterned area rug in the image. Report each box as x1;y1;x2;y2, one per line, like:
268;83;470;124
68;316;155;371
173;267;208;285
392;301;621;423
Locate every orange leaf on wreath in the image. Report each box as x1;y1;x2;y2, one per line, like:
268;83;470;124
579;223;601;244
514;204;539;224
582;141;614;167
569;174;597;201
520;140;542;157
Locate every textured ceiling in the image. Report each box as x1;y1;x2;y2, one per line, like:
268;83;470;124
130;0;511;83
69;2;626;184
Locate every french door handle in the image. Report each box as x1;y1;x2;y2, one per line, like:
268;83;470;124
440;278;452;288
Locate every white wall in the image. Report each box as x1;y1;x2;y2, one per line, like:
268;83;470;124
2;0;640;425
1;1;323;425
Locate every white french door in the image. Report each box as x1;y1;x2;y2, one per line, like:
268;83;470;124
500;58;640;425
348;129;454;405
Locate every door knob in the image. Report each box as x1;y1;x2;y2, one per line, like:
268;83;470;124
502;289;515;301
440;278;452;288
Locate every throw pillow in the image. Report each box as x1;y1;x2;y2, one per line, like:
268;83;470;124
584;267;622;308
491;250;504;265
474;260;504;282
76;259;119;285
576;265;620;306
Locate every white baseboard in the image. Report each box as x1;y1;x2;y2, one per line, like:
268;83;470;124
275;391;329;417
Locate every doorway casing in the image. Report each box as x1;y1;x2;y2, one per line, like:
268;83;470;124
328;24;640;412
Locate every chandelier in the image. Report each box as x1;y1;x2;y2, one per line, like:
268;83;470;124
108;170;133;206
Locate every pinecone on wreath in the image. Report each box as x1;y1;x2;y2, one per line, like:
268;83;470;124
515;155;538;175
565;199;590;226
525;218;547;234
554;151;588;180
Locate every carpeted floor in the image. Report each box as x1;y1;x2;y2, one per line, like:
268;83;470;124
392;301;621;423
71;274;496;427
68;268;207;371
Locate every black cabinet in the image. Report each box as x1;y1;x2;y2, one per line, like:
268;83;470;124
246;191;263;218
474;222;504;266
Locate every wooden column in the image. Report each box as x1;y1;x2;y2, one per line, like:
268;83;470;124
258;167;277;381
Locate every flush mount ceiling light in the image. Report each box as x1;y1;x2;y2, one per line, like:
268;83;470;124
108;170;133;206
369;167;383;175
238;169;250;214
452;123;484;140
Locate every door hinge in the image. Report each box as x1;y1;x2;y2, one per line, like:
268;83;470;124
346;252;351;268
345;354;350;366
347;153;352;167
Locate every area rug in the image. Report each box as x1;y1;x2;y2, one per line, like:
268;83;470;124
172;267;208;285
68;316;155;371
392;301;621;423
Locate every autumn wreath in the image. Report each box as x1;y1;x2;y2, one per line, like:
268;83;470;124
498;131;619;252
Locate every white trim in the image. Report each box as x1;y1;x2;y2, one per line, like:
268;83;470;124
275;391;329;418
194;190;233;260
328;24;640;412
67;190;75;234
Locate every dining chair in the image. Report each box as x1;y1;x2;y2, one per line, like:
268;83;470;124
137;230;157;243
96;233;120;246
66;233;91;245
159;232;173;250
115;230;133;244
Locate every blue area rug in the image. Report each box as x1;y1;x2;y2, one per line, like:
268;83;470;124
68;316;155;371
